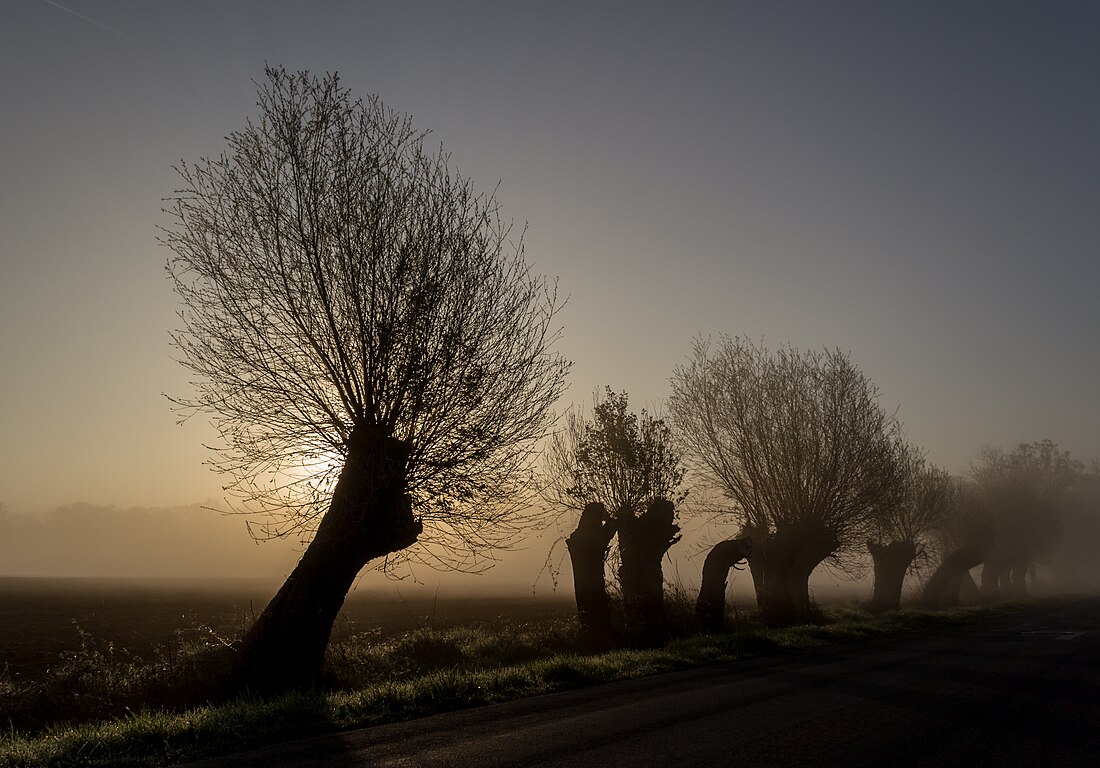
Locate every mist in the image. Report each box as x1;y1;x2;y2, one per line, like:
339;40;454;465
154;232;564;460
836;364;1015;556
0;501;574;595
3;498;1097;599
0;502;300;581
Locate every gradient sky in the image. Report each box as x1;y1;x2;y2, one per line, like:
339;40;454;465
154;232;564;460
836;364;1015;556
2;1;1099;525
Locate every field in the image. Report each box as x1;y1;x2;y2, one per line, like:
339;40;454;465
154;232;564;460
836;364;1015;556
0;577;576;681
0;575;1039;767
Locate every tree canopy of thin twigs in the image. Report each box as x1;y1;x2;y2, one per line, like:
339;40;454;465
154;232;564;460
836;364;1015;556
668;335;903;568
870;444;954;567
969;439;1083;564
161;67;570;572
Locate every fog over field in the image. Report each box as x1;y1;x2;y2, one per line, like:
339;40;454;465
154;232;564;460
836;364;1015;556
4;500;1098;602
0;502;767;597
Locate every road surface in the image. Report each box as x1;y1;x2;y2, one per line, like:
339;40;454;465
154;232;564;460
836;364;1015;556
185;598;1100;767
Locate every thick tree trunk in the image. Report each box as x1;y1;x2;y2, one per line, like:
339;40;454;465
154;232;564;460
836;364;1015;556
921;547;983;608
565;502;617;647
787;531;838;614
868;540;917;613
745;529;795;627
695;538;753;633
1009;559;1029;597
744;524;836;627
981;558;1007;601
235;427;422;692
617;498;681;644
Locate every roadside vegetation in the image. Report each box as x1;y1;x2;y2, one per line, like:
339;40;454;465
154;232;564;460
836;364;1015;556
0;598;1037;768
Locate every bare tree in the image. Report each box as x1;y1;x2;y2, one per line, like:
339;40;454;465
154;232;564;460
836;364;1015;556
921;477;991;608
867;445;953;613
970;440;1081;598
542;388;686;643
1053;462;1100;590
669;336;903;626
162;67;569;691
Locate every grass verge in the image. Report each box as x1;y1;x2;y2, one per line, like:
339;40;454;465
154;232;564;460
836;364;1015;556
0;600;1037;768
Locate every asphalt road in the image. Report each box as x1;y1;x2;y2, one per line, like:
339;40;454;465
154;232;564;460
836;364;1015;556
186;599;1100;767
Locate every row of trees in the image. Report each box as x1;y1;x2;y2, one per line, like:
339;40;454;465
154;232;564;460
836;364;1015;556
163;67;1098;693
549;354;1096;639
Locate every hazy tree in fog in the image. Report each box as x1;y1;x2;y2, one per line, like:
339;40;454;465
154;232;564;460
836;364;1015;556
669;336;903;626
866;445;952;613
921;478;992;608
162;67;569;691
542;388;685;643
1054;463;1100;590
970;440;1080;599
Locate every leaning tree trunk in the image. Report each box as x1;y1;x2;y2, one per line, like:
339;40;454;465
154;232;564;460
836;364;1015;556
868;540;918;613
617;498;681;644
695;537;753;633
921;546;983;609
566;502;617;647
235;427;422;693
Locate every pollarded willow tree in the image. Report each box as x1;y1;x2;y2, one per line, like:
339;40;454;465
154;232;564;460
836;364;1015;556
924;441;1084;608
669;336;904;626
541;388;686;643
162;67;569;691
866;446;953;613
970;440;1081;599
921;477;993;608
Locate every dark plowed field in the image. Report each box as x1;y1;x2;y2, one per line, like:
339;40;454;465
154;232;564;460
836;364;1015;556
0;577;575;681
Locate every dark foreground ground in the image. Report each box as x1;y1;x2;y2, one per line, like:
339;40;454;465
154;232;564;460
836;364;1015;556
0;577;574;679
185;598;1100;768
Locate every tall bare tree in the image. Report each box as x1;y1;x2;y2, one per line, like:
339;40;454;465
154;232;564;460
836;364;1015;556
162;67;569;691
542;388;685;643
867;445;953;612
669;336;903;625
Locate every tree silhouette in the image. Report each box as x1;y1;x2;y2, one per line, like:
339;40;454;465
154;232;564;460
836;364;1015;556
695;536;753;632
542;388;685;643
921;478;990;608
970;440;1080;598
867;446;952;613
670;336;903;625
162;67;569;691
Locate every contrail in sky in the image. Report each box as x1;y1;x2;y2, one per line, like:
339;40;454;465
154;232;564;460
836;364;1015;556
39;0;136;42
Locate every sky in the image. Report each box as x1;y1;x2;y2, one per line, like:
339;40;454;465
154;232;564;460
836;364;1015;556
1;2;1098;581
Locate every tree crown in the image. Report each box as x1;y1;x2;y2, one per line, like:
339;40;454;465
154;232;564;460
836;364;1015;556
162;67;569;569
669;335;903;560
542;387;686;521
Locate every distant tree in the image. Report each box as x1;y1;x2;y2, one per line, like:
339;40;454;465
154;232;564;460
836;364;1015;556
162;67;569;691
669;336;903;626
1053;462;1100;590
970;440;1081;598
921;478;990;608
866;445;953;613
542;388;686;643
